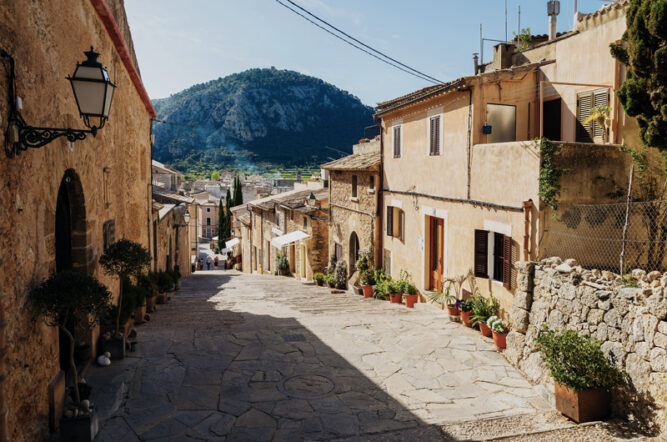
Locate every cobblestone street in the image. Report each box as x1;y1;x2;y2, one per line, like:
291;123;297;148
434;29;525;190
89;271;552;441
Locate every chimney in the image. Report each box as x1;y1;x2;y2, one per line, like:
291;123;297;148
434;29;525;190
547;0;560;40
492;44;514;71
473;53;479;75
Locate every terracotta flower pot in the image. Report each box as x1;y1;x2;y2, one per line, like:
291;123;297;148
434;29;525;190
460;310;473;326
554;381;610;423
362;285;373;298
404;294;418;308
389;293;402;304
447;306;460;322
492;330;507;349
479;322;492;337
315;280;323;286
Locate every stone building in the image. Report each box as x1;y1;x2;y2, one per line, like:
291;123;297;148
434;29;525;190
322;138;381;276
151;159;182;191
232;188;329;280
0;0;155;439
375;0;639;312
152;202;191;275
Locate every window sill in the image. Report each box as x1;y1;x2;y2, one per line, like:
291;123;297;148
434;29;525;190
367;189;375;194
350;197;359;202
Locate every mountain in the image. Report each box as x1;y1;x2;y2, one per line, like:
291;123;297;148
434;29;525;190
152;68;374;176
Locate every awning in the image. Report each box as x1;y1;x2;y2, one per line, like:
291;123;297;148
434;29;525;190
271;230;310;248
226;238;240;248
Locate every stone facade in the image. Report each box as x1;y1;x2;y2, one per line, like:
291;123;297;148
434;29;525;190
508;258;667;433
0;1;154;439
153;204;191;275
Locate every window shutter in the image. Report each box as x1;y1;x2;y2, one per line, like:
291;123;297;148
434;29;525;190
387;207;394;237
576;92;593;142
474;230;488;277
593;89;609;139
503;235;512;289
393;126;401;158
398;210;405;241
430;116;440;155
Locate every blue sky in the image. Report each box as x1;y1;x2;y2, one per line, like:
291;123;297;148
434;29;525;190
125;0;613;106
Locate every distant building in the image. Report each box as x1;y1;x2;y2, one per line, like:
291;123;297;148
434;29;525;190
152;159;182;191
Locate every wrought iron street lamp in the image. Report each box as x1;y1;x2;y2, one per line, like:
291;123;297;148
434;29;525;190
1;46;116;155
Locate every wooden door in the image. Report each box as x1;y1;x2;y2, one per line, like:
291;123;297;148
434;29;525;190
429;217;444;291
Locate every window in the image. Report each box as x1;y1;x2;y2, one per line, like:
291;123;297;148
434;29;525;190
576;89;609;142
485;104;516;143
303;217;307;229
351;175;358;198
206;208;211;213
386;206;404;241
393;125;401;158
275;209;280;226
206;217;211;226
253;213;256;226
369;176;375;190
335;243;343;261
474;229;513;288
429;115;441;155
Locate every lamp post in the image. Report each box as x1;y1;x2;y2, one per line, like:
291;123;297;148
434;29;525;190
1;47;116;155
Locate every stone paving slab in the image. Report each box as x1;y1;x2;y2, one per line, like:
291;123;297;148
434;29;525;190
88;271;551;441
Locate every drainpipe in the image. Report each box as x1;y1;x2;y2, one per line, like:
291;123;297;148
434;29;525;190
523;199;533;260
466;88;473;200
374;114;383;270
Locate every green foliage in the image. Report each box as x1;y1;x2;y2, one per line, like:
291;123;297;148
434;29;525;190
277;252;289;272
619;273;639;287
31;271;111;330
326;255;337;275
610;0;667;150
356;247;373;273
459;299;474;312
168;269;181;283
99;240;152;279
387;280;403;295
324;273;335;286
536;327;624;392
218;199;225;251
313;272;325;283
210;170;221;181
537;138;564;211
334;260;348;289
470;293;500;326
427;282;451;307
402;282;418;296
487;315;509;334
513;27;532;51
155;271;174;293
360;269;376;286
233;175;243;206
137;273;158;299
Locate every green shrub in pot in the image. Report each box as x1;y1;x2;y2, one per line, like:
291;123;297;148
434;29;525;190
470;293;500;326
360;269;376;286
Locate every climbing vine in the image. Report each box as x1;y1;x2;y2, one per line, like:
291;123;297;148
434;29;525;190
537;138;564;211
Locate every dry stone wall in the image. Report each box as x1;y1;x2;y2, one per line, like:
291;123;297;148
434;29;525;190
508;258;667;432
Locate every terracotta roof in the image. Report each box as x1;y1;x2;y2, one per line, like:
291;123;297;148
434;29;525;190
152;187;194;204
321;152;380;171
579;0;628;22
244;187;327;211
375;78;467;115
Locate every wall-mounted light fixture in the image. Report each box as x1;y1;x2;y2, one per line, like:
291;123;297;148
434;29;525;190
174;209;191;227
1;46;116;155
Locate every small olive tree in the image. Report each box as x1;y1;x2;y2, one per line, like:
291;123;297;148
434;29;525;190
31;271;111;404
99;239;151;335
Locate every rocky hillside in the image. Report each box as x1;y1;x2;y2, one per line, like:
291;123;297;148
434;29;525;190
152;68;374;172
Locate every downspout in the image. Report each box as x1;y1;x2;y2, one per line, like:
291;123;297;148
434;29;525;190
374;114;383;270
466;88;473;200
522;199;533;260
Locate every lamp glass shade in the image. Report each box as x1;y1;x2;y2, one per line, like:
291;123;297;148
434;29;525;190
68;48;116;119
184;210;191;225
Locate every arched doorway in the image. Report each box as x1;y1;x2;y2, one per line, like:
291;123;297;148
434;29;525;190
54;169;87;370
349;232;360;274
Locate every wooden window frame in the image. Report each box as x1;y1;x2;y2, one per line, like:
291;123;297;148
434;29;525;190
429;115;441;156
393;125;402;158
474;229;513;288
351;175;358;198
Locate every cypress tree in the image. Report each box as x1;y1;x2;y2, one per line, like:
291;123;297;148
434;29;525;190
610;0;667;150
217;199;225;251
224;188;233;240
234;176;243;206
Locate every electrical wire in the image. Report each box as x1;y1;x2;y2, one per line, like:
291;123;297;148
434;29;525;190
280;0;443;84
274;0;441;85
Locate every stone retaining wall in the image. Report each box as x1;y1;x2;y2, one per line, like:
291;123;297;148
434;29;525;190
508;258;667;433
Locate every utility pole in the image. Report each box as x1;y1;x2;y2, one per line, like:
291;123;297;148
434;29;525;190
505;0;508;42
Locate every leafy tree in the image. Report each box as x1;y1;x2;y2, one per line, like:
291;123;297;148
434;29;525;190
610;0;667;150
31;271;111;404
211;170;221;181
99;239;151;335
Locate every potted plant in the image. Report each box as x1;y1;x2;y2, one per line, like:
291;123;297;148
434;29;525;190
313;272;325;286
99;240;151;359
402;282;419;308
460;299;474;327
388;280;402;304
155;271;174;304
325;273;335;288
31;271;111;441
471;293;500;337
334;260;348;290
487;315;509;349
360;269;376;298
276;252;290;276
536;327;624;423
140;272;158;313
169;268;182;290
128;278;149;325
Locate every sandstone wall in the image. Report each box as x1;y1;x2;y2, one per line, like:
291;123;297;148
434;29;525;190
508;258;667;433
0;1;153;439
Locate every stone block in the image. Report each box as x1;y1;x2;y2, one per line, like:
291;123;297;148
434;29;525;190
513;290;532;310
655;333;667;350
601;341;626;366
659;321;667;336
647;296;667;321
648;270;661;282
650;347;667;372
529;301;549;325
581;288;598;308
519;352;547;383
611;296;630;316
564;258;578;267
608;327;624;343
596;323;608;341
643;315;659;345
618;287;639;300
631;317;644;342
625;353;651;390
547;309;565;331
604;309;621;328
588;309;604;326
635;342;651;360
505;332;525;365
510;305;530;333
